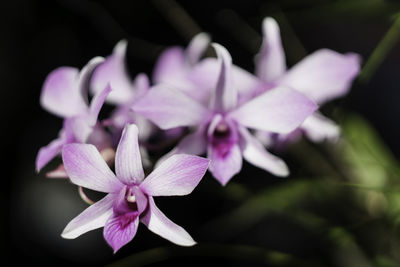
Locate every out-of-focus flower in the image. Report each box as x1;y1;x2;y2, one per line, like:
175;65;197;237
253;17;361;144
36;57;112;175
61;124;210;253
133;43;317;185
90;41;153;143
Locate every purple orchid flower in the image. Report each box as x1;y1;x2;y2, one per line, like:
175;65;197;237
36;57;113;176
61;124;210;253
153;33;211;104
90;40;153;142
132;43;317;185
253;17;361;144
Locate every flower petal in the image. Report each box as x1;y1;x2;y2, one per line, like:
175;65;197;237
104;211;139;253
239;126;289;177
62;144;122;193
141;197;196;246
36;134;68;172
278;49;361;104
208;143;242;186
153;46;186;84
61;193;115;239
210;43;237;112
230;86;317;134
185;32;210;66
255;17;286;83
91;40;135;104
132;84;211;129
301;112;340;142
115;124;145;185
40;67;87;118
78;56;105;104
88;84;112;126
140;154;209;196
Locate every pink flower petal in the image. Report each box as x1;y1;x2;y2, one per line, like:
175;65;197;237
230;86;317;134
88;84;112;126
115;124;145;185
91;40;135;104
185;32;210;66
141;197;196;246
62;144;122;193
36;133;68;172
210;43;237;112
255;17;286;83
301;112;340;142
153;46;186;84
40;67;88;118
239;126;289;177
208;143;242;186
278;49;361;104
140;154;209;196
132;84;211;129
104;211;139;253
61;193;115;239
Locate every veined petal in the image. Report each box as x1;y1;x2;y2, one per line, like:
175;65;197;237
140;154;209;196
211;43;236;111
91;40;135;104
230;86;317;134
278;49;361;104
36;134;68;172
62;144;122;193
255;17;286;82
141;197;196;246
104;211;139;253
61;193;115;239
185;32;210;66
239;126;289;177
132;84;211;129
115;124;145;185
153;46;186;84
88;84;112;126
40;67;87;118
301;112;340;142
208;143;242;186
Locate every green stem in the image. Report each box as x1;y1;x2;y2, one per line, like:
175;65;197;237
359;14;400;83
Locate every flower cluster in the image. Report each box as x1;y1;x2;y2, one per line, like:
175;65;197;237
36;17;360;252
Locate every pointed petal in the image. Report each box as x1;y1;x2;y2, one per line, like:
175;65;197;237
140;154;209;196
133;73;150;99
62;144;122;193
64;117;92;143
211;43;236;111
45;164;69;178
301;112;340;142
141;197;196;246
239;126;289;177
153;46;186;84
230;86;317;134
91;40;135;104
185;33;210;66
36;134;67;172
88;84;112;126
132;84;211;129
61;193;115;239
104;212;139;253
255;17;286;82
278;49;361;104
40;67;88;118
78;56;105;105
115;124;145;185
208;143;242;186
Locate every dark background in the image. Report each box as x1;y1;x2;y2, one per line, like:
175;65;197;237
2;0;400;265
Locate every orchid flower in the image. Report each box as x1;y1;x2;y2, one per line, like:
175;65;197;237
90;40;153;142
253;17;361;144
133;43;317;185
153;32;211;103
61;124;210;253
36;57;112;176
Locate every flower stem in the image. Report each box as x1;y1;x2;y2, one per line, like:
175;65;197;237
359;14;400;84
